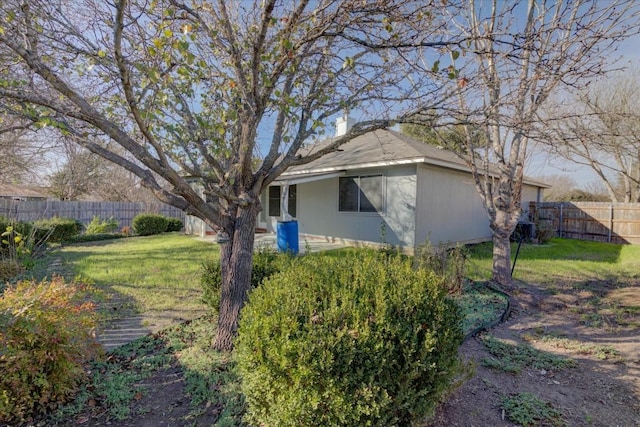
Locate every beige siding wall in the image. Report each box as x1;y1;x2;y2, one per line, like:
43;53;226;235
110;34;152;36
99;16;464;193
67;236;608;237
415;165;491;246
294;165;417;247
520;184;543;220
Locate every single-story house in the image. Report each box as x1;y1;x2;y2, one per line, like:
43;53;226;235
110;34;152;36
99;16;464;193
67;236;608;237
187;120;548;252
0;183;50;201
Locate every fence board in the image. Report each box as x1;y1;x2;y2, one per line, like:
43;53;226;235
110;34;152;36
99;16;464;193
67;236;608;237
0;199;185;229
532;202;640;244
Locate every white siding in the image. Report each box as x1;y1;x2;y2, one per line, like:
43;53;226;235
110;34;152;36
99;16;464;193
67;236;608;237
295;165;417;248
520;184;543;220
415;165;491;246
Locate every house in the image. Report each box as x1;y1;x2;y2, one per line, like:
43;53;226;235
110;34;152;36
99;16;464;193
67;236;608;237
0;183;50;201
187;122;548;251
260;126;547;252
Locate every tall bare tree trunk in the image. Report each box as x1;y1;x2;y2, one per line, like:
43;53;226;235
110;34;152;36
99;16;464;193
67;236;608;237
214;204;259;351
491;231;512;288
489;183;522;288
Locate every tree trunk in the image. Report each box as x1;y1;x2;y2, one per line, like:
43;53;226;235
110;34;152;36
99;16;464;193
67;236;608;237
213;204;258;351
491;230;512;288
490;192;520;289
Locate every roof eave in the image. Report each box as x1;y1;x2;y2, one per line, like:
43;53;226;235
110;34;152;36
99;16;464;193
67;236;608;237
282;157;548;189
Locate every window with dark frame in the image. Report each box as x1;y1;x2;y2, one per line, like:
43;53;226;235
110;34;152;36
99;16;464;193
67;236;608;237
268;186;280;217
339;175;383;213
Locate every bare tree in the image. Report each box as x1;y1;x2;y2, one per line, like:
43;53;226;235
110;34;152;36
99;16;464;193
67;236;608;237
47;145;104;200
408;0;639;288
0;0;451;349
542;69;640;202
0;115;49;184
538;174;609;202
46;140;161;202
537;174;579;201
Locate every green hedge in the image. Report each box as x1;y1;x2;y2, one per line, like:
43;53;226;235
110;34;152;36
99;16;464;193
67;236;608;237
166;217;183;232
132;214;168;236
235;250;464;427
64;233;125;244
33;217;83;243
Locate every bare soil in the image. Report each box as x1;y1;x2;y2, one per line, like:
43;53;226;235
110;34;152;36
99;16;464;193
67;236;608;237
429;279;640;427
55;278;639;427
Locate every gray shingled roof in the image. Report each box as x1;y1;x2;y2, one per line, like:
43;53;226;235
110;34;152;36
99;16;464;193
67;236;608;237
281;129;548;188
0;183;49;199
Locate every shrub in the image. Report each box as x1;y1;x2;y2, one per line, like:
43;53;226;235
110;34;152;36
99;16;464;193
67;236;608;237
0;277;100;424
414;240;468;294
33;217;83;243
201;248;288;314
235;250;464;427
1;221;47;270
0;217;31;240
85;216;119;235
132;214;168;236
64;233;125;244
534;221;555;245
165;217;184;232
0;218;34;258
0;259;23;283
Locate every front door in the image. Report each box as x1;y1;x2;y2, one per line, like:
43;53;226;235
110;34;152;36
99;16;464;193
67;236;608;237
267;184;297;232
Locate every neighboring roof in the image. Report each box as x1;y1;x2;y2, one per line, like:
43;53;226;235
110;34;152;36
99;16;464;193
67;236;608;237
0;183;50;199
282;129;549;188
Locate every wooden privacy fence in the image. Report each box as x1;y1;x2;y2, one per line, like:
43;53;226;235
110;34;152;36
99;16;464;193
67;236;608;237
531;201;640;244
0;199;185;229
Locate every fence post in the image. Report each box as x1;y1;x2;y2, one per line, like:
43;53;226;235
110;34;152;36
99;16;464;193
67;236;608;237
608;204;613;243
559;203;563;238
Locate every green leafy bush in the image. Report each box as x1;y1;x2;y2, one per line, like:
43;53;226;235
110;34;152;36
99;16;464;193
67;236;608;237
0;218;34;258
0;277;101;424
165;217;184;232
1;220;48;270
132;214;168;236
33;217;83;243
415;240;468;294
201;248;288;314
0;217;32;240
85;216;119;235
235;250;464;427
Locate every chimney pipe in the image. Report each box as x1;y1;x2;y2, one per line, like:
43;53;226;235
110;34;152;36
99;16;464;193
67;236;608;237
335;113;354;137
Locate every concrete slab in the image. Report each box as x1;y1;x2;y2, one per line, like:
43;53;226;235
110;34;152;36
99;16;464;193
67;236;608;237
197;233;350;254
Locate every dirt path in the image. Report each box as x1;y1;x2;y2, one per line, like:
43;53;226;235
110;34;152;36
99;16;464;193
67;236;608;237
428;279;640;427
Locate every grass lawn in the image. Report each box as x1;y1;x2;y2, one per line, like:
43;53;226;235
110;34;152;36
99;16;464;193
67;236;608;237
32;236;640;425
51;233;218;314
467;237;640;285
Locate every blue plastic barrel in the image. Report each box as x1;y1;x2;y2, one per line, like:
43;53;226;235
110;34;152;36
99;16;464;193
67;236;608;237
276;220;299;254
